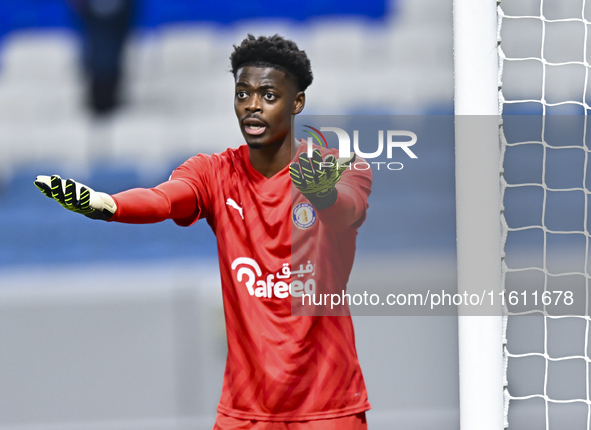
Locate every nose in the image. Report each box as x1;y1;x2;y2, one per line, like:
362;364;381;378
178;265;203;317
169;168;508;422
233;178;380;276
245;94;262;112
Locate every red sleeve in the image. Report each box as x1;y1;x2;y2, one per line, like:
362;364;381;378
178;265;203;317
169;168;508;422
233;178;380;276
109;179;200;225
316;163;373;231
109;154;215;226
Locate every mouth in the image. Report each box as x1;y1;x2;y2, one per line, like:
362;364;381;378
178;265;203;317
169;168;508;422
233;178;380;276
245;125;266;135
243;118;267;136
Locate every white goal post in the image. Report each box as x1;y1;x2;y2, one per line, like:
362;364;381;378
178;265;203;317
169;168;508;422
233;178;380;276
456;0;591;428
453;0;505;429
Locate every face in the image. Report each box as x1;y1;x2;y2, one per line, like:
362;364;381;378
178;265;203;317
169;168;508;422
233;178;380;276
234;66;305;149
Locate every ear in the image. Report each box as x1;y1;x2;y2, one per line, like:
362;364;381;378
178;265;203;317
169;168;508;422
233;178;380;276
293;91;306;115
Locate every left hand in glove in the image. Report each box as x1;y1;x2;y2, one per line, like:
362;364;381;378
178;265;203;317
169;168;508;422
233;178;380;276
289;149;356;210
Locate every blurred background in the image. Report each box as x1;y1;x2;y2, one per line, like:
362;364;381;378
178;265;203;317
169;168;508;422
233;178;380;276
0;0;462;429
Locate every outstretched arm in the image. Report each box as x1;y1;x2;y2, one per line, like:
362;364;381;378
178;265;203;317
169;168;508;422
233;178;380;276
35;175;199;224
110;180;198;224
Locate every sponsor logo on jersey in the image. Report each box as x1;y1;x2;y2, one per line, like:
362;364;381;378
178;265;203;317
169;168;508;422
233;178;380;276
231;257;316;299
292;202;316;229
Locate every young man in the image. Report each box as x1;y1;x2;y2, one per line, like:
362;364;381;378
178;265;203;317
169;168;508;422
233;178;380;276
35;34;372;429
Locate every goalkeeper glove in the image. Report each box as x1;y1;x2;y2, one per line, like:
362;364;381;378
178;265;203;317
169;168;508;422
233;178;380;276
34;175;117;221
290;149;356;210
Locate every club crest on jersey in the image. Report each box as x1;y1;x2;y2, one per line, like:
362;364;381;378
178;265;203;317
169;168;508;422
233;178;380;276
292;203;316;229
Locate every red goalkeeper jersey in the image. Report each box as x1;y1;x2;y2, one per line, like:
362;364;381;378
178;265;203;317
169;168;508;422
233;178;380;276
111;143;372;421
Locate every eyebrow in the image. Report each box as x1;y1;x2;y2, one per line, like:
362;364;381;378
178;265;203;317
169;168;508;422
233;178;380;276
235;82;278;90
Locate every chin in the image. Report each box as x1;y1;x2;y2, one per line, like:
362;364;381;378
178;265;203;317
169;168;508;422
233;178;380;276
246;141;264;149
244;133;271;149
243;132;284;149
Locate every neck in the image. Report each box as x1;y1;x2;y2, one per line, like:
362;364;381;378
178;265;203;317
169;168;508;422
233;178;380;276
248;136;293;179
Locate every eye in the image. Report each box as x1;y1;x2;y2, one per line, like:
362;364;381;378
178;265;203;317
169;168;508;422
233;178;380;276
236;91;247;100
263;92;276;101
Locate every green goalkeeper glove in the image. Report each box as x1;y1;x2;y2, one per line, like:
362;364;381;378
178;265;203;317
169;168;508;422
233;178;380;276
34;175;117;221
289;149;356;210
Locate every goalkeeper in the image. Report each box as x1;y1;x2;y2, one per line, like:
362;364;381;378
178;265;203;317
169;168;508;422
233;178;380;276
35;34;372;430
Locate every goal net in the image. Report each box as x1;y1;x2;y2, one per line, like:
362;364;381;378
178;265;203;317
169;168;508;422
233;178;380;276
499;0;591;428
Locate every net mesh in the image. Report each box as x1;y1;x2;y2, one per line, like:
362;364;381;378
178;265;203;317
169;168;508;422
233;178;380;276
499;0;591;428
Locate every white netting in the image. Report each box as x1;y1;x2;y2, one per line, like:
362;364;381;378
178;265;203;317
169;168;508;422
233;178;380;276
499;0;591;428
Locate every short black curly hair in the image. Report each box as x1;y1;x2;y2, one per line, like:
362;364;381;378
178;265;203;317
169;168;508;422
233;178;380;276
230;34;313;92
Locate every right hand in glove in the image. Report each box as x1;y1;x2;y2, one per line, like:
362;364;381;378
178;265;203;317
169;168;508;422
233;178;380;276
34;175;117;221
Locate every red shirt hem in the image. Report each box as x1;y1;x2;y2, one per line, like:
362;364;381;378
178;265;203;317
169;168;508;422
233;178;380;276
216;402;371;422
